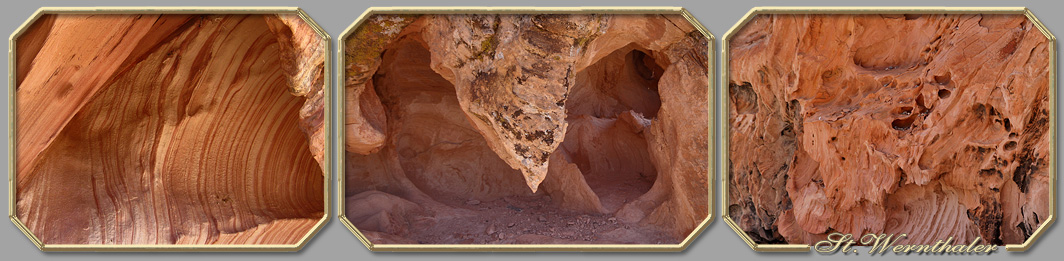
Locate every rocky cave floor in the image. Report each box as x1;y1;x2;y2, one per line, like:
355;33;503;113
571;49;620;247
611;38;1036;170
405;193;673;244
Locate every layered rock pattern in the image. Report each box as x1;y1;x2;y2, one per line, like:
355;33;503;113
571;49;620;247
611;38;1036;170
728;14;1051;245
15;14;326;245
345;14;709;244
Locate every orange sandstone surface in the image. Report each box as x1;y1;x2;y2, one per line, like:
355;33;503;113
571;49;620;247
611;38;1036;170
14;14;326;245
344;14;710;244
728;14;1052;245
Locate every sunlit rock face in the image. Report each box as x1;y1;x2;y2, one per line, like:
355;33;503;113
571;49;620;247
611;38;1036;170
727;13;1051;245
15;13;326;245
344;13;710;244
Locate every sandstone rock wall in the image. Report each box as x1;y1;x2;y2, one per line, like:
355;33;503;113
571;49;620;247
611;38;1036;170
15;14;326;245
728;14;1051;245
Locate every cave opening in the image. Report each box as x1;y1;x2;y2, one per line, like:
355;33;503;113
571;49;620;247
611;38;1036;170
364;37;669;210
369;34;532;204
348;35;675;243
561;44;664;212
343;14;712;245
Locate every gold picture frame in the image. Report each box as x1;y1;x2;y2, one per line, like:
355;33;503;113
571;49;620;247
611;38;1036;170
336;6;715;252
720;6;1056;252
7;6;332;251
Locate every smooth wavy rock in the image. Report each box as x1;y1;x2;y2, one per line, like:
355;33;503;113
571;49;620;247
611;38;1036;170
728;14;1051;245
345;13;709;244
15;14;325;245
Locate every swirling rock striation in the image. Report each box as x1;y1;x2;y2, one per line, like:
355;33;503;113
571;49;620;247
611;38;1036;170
15;13;326;245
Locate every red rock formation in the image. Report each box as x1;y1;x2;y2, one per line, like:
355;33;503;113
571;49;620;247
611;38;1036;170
264;14;328;169
728;13;1052;245
345;13;709;244
15;13;325;245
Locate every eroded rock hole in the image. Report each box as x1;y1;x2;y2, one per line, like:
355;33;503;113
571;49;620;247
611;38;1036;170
934;72;952;85
893;106;914;116
729;82;759;114
938;89;952;99
1003;141;1017;151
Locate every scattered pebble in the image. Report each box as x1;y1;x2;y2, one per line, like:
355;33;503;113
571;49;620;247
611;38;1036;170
410;195;673;244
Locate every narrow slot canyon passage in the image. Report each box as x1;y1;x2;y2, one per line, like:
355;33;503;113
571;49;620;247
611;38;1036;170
345;14;710;246
15;14;327;245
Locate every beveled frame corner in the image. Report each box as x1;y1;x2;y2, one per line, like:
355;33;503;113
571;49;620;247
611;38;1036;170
719;6;1056;252
7;6;332;252
336;6;715;252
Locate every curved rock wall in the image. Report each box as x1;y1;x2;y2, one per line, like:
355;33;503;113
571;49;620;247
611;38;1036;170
16;14;326;245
